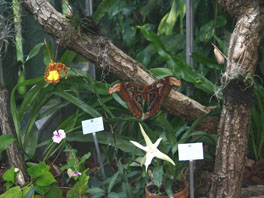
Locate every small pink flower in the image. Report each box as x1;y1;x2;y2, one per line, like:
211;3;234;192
52;129;66;143
72;172;82;177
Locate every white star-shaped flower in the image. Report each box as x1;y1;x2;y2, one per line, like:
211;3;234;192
130;124;175;171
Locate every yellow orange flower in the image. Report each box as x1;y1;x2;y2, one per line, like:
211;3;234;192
44;61;68;84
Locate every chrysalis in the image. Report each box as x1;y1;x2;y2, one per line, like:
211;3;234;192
213;46;225;65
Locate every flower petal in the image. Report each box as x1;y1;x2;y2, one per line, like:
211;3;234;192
72;172;82;176
130;141;147;152
58;129;66;139
139;123;153;147
145;152;156;171
153;138;162;148
155;150;175;166
52;136;61;144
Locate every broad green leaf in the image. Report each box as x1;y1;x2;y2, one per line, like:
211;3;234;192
24;186;36;198
45;184;62;198
122;22;136;48
27;165;43;178
94;0;117;23
0;186;22;198
36;172;56;186
35;185;51;195
38;162;51;171
22;185;34;198
165;179;173;198
215;15;227;28
59;50;77;66
138;25;217;94
3;166;15;183
0;134;15;153
199;20;214;42
155;115;176;146
153;166;163;187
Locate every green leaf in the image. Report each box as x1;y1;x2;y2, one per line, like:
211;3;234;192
153;166;163;187
94;0;117;23
59;50;77;66
86;187;105;194
36;172;56;186
0;134;15;153
79;153;91;166
24;125;38;158
22;185;34;198
165;179;173;198
149;68;173;78
5;181;14;191
53;91;101;117
107;171;119;193
199;20;214;42
122;22;136;48
108;192;127;198
38;161;51;171
215;15;227;28
192;52;222;70
138;25;217;94
45;184;62;198
67;132;142;155
10;77;44;149
24;43;44;64
35;185;51;195
0;186;22;198
3;166;15;183
67;174;89;198
24;186;36;198
155;115;176;146
27;165;43;178
162;0;177;35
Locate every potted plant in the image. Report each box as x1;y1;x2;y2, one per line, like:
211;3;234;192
130;123;189;198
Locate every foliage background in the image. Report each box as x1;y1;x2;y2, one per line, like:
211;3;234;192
1;0;264;197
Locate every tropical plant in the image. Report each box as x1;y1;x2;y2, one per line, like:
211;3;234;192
87;159;147;198
249;82;264;161
0;162;61;198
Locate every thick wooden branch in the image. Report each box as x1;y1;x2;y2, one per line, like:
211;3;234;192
210;1;264;197
21;0;218;132
0;89;29;181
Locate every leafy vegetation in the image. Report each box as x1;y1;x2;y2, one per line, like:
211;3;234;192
0;0;264;197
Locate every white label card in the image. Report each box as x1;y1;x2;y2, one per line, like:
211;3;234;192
178;143;204;161
82;117;104;134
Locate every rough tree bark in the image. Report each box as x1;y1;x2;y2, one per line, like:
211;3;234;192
209;1;264;197
21;0;218;133
0;89;29;181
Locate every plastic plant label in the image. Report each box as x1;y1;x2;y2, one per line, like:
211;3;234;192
82;117;104;134
178;143;204;161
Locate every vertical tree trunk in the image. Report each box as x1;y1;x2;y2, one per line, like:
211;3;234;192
0;90;28;181
210;1;264;197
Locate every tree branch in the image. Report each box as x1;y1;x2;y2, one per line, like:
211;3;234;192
209;0;264;197
21;0;219;132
